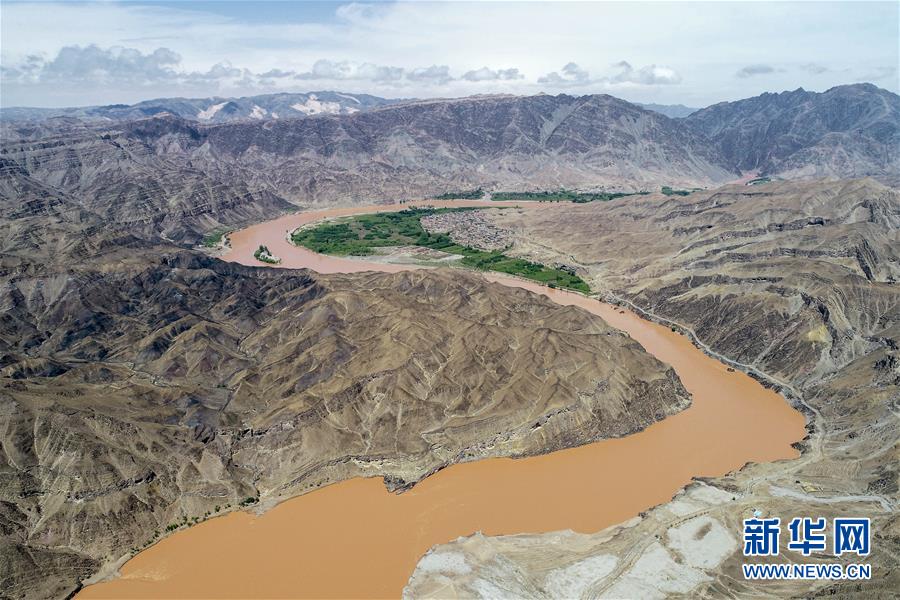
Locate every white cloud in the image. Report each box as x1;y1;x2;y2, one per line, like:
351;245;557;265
295;59;404;82
293;59;453;85
736;64;779;78
800;63;829;75
1;1;896;106
856;66;897;82
259;68;295;79
31;45;180;84
461;67;524;82
407;65;453;85
537;61;682;88
609;61;682;85
538;62;591;86
1;44;257;91
0;44;520;99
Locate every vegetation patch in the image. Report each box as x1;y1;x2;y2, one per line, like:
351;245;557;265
202;228;231;247
253;245;281;264
746;177;772;186
661;186;696;196
291;208;590;292
491;189;647;203
432;188;485;200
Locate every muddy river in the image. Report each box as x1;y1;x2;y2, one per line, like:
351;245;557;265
80;201;805;599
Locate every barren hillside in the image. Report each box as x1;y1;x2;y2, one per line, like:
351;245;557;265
409;179;900;598
0;245;689;598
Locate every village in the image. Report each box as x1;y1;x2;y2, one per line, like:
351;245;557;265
420;209;512;252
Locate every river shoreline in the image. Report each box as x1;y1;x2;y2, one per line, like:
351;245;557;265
79;202;806;600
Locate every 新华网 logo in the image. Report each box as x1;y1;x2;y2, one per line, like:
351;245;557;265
741;516;872;581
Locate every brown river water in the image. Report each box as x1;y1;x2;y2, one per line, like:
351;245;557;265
80;201;805;599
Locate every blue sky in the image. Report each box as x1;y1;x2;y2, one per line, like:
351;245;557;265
1;1;897;108
146;1;345;24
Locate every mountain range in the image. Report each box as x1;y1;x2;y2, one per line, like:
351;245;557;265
637;102;698;118
2;92;703;124
0;91;399;123
685;83;900;181
1;84;897;250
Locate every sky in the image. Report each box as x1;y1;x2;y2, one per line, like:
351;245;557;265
1;1;897;108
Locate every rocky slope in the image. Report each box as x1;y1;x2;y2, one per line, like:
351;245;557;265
411;178;900;598
197;93;736;195
0;240;690;599
492;178;898;384
0;122;296;245
685;84;900;183
638;102;698;118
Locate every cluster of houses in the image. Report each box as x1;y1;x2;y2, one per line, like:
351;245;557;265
421;211;512;251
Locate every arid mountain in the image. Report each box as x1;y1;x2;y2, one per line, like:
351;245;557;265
685;83;900;182
3;86;897;251
638;102;698;118
0;93;737;245
416;178;900;598
493;178;898;392
194;93;737;194
0;91;397;123
4;94;699;123
0;120;297;244
0;244;690;599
